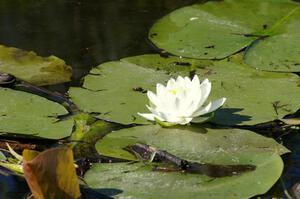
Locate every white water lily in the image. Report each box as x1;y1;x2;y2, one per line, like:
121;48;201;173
138;75;226;125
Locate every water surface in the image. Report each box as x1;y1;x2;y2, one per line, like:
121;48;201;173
0;0;298;198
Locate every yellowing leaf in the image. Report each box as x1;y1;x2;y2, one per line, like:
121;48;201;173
23;147;81;199
0;45;72;86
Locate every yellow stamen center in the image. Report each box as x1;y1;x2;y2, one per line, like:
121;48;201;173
170;89;177;95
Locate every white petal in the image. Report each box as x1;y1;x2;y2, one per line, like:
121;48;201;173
182;77;202;115
182;100;196;117
176;76;185;87
208;98;226;113
167;78;176;89
184;76;191;85
174;97;181;111
140;75;225;126
186;76;201;110
191;102;212;117
137;113;156;121
176;75;184;82
178;94;195;116
201;78;209;84
197;79;211;108
157;92;179;115
191;75;200;86
192;97;226;117
146;105;167;121
165;116;193;125
147;91;160;108
156;83;165;97
146;104;156;113
168;96;181;116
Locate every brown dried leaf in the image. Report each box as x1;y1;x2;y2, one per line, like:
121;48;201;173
23;147;81;199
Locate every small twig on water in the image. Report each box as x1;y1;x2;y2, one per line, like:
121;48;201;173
127;143;256;178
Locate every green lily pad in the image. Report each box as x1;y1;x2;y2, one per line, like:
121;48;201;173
70;54;299;125
96;125;288;161
0;45;72;86
0;88;74;139
69;54;212;125
198;59;300;125
86;156;281;199
121;54;212;75
124;54;300;125
69;61;170;125
88;125;288;199
244;9;300;72
149;0;300;71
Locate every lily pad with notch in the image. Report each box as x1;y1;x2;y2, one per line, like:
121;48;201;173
244;8;300;72
149;0;299;59
149;0;300;71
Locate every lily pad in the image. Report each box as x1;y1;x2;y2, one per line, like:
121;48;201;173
244;8;300;72
0;88;74;139
87;125;288;199
124;54;300;125
121;54;212;75
86;157;280;199
96;125;288;161
198;59;300;125
149;0;300;71
70;54;299;125
69;61;170;125
0;45;72;86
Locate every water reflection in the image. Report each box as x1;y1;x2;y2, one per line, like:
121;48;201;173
0;0;200;84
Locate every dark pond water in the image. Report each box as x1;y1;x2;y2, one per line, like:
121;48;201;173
0;0;299;198
0;0;201;86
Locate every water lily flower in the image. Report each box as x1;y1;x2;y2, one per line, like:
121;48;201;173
138;75;226;125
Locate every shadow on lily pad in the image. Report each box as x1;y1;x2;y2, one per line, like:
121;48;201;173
213;108;252;126
81;187;123;199
165;124;208;134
